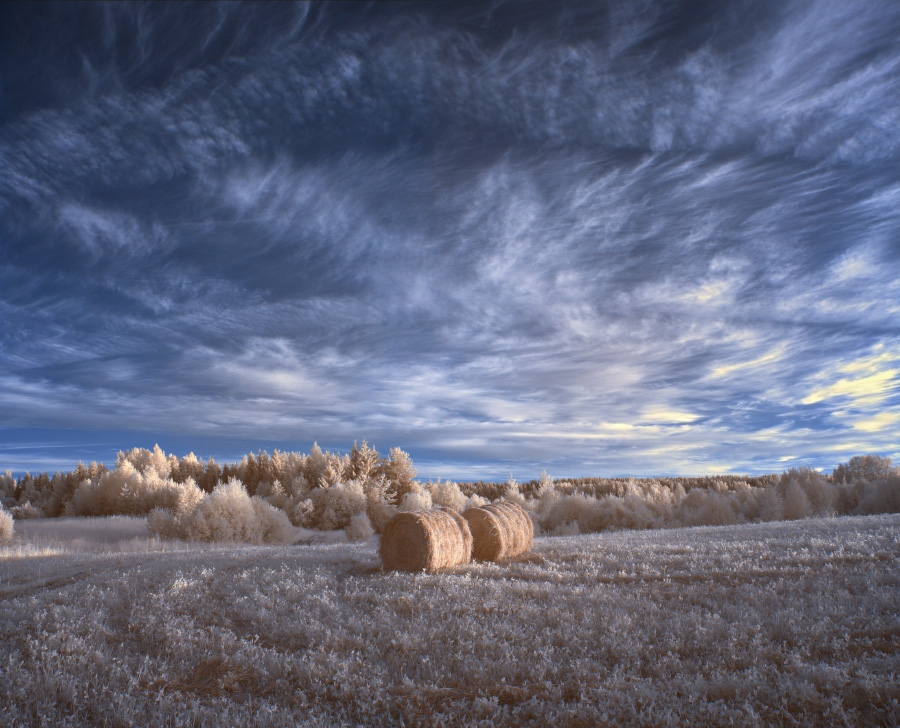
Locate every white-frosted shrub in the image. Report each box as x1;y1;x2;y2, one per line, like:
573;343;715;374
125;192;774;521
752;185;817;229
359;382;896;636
366;499;398;534
252;497;298;544
9;501;45;520
424;479;467;512
345;511;375;541
611;493;666;529
181;486;253;541
189;480;290;543
541;493;597;534
146;507;180;540
539;491;665;534
148;479;295;544
289;498;315;528
462;493;488;512
502;487;527;508
399;489;433;512
530;463;886;535
536;488;563;525
676;490;738;527
0;503;13;542
308;480;367;530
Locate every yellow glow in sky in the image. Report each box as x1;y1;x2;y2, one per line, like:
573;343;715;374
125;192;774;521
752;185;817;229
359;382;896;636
853;411;900;433
839;350;896;374
712;345;786;378
802;368;898;406
511;422;661;440
643;408;699;424
692;280;729;304
823;441;883;453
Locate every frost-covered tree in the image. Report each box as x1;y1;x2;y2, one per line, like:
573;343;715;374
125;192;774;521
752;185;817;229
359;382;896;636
72;458;203;516
16;473;38;506
779;467;835;516
349;440;381;482
175;452;204;484
534;470;554;498
0;470;16;508
199;457;221;493
382;447;417;504
833;454;897;484
116;446;170;478
271;450;309;496
257;450;274;487
304;443;329;488
320;460;343;490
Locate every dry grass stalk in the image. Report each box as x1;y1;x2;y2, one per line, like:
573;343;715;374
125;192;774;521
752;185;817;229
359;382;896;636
380;509;473;572
464;501;534;561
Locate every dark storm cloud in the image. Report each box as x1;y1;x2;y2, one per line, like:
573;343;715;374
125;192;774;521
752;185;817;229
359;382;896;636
1;0;898;477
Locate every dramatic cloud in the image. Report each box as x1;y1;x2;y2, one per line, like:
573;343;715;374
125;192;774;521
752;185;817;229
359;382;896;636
1;0;898;478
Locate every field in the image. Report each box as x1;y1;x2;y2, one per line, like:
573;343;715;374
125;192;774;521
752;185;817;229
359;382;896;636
1;515;898;727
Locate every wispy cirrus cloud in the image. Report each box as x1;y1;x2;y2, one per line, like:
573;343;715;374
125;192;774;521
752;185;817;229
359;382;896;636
1;0;898;477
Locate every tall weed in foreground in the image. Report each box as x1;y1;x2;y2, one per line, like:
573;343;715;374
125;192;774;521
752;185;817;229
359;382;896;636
0;503;13;542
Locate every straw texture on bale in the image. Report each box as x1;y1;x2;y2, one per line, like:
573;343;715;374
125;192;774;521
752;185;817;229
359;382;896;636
464;501;534;562
380;509;473;572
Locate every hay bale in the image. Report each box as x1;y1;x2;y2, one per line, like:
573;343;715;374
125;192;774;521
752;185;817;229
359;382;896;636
380;509;473;572
464;501;533;561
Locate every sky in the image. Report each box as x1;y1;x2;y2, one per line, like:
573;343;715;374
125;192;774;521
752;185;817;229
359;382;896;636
1;0;898;481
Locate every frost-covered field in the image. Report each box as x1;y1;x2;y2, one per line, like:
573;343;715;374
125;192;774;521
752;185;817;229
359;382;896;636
1;515;898;727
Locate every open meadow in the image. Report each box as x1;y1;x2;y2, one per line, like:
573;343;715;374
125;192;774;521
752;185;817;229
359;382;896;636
1;514;898;727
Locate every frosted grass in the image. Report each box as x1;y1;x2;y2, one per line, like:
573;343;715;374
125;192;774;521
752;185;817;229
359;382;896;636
0;515;898;726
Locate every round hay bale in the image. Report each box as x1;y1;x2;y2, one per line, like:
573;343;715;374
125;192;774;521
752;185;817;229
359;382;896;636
380;509;473;572
463;501;533;562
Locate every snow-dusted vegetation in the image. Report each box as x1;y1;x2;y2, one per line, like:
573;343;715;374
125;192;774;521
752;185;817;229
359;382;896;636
2;446;898;544
1;514;897;726
147;479;297;545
